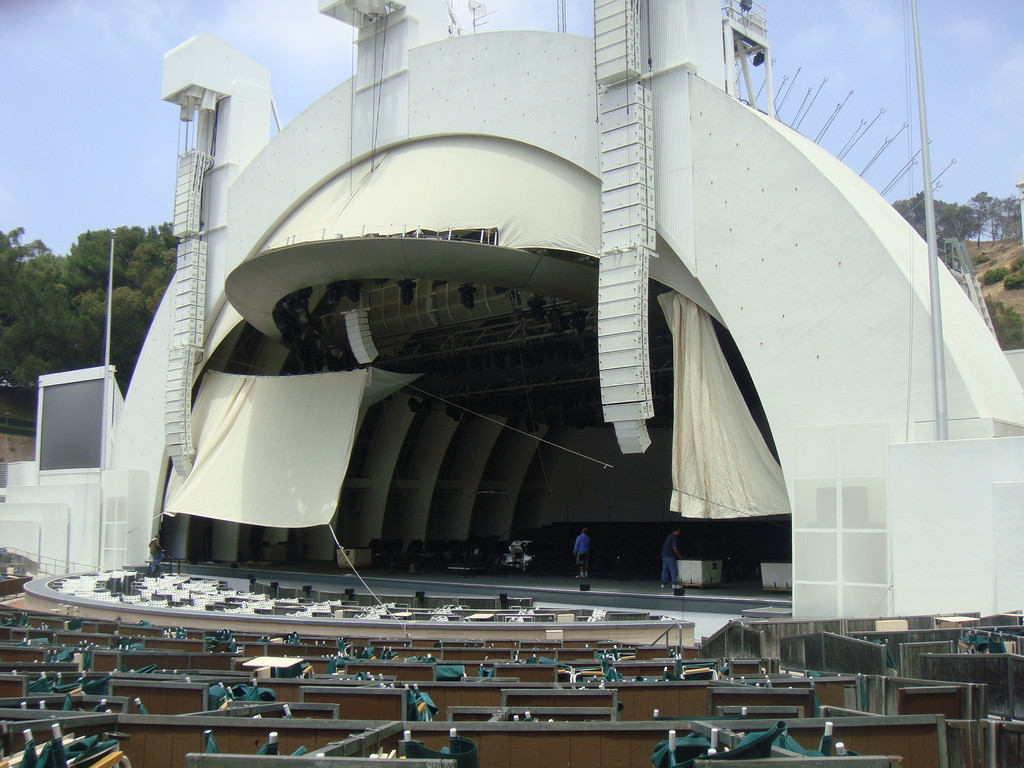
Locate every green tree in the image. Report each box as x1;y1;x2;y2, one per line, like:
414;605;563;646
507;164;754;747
992;196;1022;242
936;200;979;241
892;192;980;242
987;299;1024;350
0;225;176;389
892;192;927;238
970;191;995;243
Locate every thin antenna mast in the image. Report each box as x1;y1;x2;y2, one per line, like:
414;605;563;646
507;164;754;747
468;1;495;32
859;123;907;176
556;0;566;33
792;77;828;131
813;90;853;144
838;107;884;161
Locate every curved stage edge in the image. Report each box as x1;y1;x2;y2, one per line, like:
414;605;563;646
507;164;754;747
22;563;791;647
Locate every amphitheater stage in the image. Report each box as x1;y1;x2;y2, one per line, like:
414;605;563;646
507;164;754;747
177;562;792;638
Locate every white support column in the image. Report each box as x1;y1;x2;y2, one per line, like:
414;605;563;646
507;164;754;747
444;416;506;540
400;412;459;543
340;395;416;547
470;427;547;539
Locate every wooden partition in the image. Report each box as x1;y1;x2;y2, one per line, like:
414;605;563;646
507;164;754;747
918;653;1024;720
489;663;559;683
407;680;521;718
709;685;819;718
299;686;406;720
108;680;208;716
342;661;435;681
608;681;709;720
500;688;618;716
115;713;388;767
3;704;950;768
780;632;891;677
0;674;26;699
0;646;47;664
404;715;945;768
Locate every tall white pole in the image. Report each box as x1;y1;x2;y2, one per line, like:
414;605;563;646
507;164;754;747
99;231;115;570
102;232;115;470
103;233;115;376
910;0;948;441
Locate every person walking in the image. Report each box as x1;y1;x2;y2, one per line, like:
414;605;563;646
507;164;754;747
660;526;682;588
573;527;591;579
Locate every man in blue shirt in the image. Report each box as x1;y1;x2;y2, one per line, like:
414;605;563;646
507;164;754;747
660;527;682;588
573;527;591;578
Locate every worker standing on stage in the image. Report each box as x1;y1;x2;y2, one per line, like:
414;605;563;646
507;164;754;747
149;535;165;576
660;526;682;588
573;527;591;579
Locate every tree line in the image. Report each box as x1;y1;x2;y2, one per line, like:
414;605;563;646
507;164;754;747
0;226;176;390
892;191;1021;244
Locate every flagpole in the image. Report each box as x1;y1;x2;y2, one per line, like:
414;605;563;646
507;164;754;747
99;231;115;570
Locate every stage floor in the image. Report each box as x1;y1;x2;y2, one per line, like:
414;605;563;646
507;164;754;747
178;562;792;642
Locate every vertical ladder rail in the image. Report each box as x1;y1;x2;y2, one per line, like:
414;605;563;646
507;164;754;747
947;238;996;340
165;149;213;476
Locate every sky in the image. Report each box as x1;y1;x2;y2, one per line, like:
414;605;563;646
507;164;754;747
2;0;1022;255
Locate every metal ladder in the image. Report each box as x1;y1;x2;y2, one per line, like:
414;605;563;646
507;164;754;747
945;238;996;339
165;149;213;476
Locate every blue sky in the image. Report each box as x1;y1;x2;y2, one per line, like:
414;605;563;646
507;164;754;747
2;0;1022;254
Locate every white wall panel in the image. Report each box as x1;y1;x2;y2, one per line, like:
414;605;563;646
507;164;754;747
890;437;1024;616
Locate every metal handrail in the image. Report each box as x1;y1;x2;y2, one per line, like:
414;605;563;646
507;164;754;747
0;546;97;578
260;225;500;254
722;0;768;39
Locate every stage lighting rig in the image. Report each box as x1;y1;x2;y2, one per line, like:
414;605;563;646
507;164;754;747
458;283;477;310
398;279;416;306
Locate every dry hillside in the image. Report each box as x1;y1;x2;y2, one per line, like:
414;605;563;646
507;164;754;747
968;238;1024;315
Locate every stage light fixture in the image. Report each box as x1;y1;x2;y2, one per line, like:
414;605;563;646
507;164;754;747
753;50;765;66
528;295;546;322
323;281;345;306
550;309;565;333
458;283;477;310
739;0;753;11
569;310;587;333
398;279;416;306
346;280;363;303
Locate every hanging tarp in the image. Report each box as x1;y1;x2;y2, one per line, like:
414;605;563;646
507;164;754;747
164;370;369;527
658;292;790;519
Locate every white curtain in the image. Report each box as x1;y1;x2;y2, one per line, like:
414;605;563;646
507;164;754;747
658;292;790;519
164;370;370;527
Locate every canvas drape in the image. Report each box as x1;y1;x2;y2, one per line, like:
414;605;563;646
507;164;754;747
658;292;790;518
164;370;370;527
